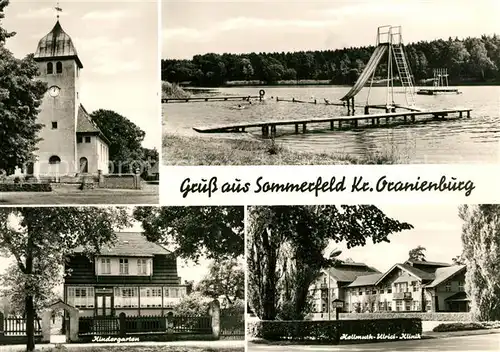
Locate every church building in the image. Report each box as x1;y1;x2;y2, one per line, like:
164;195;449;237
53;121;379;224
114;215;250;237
29;19;109;177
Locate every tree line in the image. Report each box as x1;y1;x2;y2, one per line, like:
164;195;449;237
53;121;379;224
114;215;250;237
162;34;500;86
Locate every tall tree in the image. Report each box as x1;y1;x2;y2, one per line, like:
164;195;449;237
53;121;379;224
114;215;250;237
459;205;500;321
133;206;244;262
196;258;244;307
89;109;146;174
0;0;47;174
408;245;427;261
0;207;130;351
247;206;413;320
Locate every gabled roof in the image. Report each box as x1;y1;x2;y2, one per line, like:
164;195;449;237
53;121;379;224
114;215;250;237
74;232;170;257
325;262;380;283
405;259;451;267
375;263;435;286
346;273;383;287
425;265;466;288
34;21;83;68
76;104;110;144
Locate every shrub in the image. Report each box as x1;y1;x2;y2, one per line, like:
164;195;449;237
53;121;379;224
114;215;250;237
248;318;422;343
432;322;486;332
0;183;52;192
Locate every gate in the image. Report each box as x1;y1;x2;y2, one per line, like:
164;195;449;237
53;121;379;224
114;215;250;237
220;308;244;340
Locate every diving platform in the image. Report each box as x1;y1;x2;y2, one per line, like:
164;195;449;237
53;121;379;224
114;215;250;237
193;108;472;138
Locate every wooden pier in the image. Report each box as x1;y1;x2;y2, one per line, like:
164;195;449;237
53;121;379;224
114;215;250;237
193;108;472;138
162;95;260;103
417;88;461;95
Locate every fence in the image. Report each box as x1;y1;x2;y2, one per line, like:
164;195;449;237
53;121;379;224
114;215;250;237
0;313;43;345
78;313;212;338
220;308;244;340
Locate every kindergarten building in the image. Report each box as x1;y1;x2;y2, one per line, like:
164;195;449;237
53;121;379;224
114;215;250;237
309;259;469;319
64;232;189;317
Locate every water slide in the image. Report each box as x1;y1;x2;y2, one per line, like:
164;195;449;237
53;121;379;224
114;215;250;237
340;44;387;101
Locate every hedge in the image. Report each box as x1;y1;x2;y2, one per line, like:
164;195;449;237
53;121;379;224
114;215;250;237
432;322;486;332
0;183;52;192
248;318;422;343
339;312;472;321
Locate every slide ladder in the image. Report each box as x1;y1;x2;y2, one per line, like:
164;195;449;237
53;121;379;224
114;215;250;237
392;42;416;107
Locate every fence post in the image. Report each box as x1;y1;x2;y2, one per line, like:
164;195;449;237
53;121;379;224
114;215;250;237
208;300;220;340
0;312;4;337
119;313;126;337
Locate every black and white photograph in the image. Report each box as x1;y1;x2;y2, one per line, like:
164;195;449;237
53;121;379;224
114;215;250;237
0;206;244;352
246;205;500;351
162;0;499;166
0;1;159;204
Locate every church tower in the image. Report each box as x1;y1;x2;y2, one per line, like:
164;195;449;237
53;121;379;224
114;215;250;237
33;20;82;176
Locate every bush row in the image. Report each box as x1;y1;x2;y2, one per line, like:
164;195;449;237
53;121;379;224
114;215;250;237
339;312;472;321
248;318;422;343
0;183;52;192
432;322;490;332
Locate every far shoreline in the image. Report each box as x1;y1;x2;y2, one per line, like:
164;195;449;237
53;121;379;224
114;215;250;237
178;80;500;90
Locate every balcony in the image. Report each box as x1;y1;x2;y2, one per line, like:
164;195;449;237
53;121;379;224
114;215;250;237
393;292;413;300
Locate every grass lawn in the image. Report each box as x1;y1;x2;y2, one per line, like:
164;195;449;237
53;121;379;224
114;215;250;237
163;133;400;166
0;185;159;205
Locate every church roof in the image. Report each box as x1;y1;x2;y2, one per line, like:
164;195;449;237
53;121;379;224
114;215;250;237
77;105;110;144
34;21;83;68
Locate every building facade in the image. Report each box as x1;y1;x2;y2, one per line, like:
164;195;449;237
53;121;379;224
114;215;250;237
26;20;109;177
64;233;189;317
308;262;380;319
310;259;469;318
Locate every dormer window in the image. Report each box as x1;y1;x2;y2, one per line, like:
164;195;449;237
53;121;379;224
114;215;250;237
100;258;111;274
119;258;129;275
137;259;147;275
47;62;53;74
56;61;63;74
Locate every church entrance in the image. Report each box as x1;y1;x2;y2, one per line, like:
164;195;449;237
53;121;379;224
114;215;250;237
79;157;89;173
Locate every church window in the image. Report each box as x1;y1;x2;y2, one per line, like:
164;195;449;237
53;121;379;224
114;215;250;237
51;121;58;129
49;155;61;164
77;136;83;143
85;136;91;143
47;62;53;74
56;62;63;74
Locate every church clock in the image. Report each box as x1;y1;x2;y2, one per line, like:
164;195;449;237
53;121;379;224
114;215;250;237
48;85;60;97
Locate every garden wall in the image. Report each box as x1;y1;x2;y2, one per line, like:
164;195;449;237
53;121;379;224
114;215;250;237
248;318;422;344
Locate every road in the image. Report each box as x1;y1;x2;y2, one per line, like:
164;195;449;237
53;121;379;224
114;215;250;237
248;334;500;352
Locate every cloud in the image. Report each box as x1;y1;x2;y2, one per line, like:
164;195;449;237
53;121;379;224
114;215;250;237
82;9;136;21
17;8;69;19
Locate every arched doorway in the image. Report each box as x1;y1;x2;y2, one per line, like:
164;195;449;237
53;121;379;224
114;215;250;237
42;300;79;343
79;157;89;173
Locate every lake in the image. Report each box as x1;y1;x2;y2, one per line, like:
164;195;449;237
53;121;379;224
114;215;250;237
163;86;500;164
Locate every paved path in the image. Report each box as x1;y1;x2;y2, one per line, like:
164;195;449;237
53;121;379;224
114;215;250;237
0;339;244;351
248;333;500;352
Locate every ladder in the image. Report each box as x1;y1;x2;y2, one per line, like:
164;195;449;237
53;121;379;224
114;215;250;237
392;43;416;107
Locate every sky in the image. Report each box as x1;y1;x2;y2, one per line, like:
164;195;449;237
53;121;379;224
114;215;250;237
3;0;160;149
327;204;464;273
163;0;499;59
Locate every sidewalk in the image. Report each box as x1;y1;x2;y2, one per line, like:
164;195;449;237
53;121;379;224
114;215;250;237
0;339;244;351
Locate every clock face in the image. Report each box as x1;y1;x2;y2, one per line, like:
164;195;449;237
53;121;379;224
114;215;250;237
48;86;60;97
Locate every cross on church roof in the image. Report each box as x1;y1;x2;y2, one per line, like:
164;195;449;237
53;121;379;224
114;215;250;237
55;2;62;20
